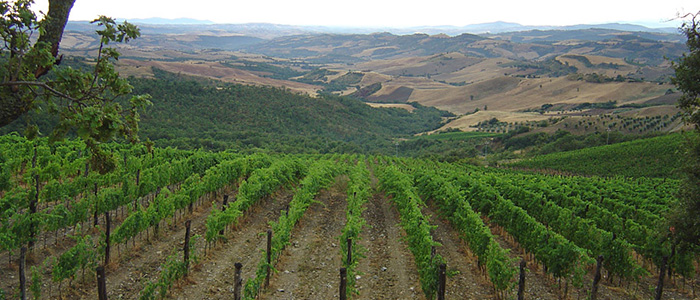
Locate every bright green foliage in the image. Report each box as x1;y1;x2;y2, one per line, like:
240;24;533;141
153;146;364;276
508;134;685;178
447;167;592;280
243;159;341;299
139;235;200;299
376;164;445;299
0;1;150;174
204;158;305;242
506;173;668;265
112;153;249;246
51;229;97;283
670;11;700;258
29;266;41;300
339;160;370;298
0;134;697;297
413;166;515;292
487;173;644;280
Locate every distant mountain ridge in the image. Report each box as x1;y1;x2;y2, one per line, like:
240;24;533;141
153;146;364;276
61;21;686;71
126;18;215;25
65;20;679;38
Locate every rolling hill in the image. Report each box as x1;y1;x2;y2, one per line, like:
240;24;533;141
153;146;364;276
56;21;689;136
0;67;451;153
507;133;688;178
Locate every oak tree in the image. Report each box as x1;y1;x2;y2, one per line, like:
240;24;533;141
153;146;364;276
670;11;700;253
0;0;150;173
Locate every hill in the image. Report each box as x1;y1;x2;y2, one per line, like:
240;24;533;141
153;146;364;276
48;22;694;147
0;68;451;153
507;133;687;178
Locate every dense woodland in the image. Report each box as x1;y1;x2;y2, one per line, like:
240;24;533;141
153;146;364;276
2;67;451;154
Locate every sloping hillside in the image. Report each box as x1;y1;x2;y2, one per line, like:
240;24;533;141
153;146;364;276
59;23;686;136
508;133;687;178
1;68;451;153
128;69;452;151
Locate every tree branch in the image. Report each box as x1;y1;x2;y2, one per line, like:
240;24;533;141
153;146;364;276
0;81;77;102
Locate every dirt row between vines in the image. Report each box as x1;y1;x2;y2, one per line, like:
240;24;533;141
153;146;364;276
0;183;187;299
420;203;499;299
356;192;424;299
171;189;294;299
261;188;346;299
74;188;234;300
485;217;696;300
16;169;695;300
248;175;427;300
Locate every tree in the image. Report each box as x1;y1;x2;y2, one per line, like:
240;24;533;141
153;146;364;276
669;11;700;253
0;0;150;173
673;12;700;130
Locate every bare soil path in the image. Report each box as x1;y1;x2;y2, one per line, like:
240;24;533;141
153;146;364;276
354;192;424;300
75;189;227;300
260;188;347;300
421;203;496;299
171;189;294;299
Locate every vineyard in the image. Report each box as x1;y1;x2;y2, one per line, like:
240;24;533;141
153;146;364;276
508;133;687;178
0;135;698;300
472;113;683;135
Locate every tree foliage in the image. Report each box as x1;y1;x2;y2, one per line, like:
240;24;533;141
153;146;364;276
0;0;149;173
673;12;700;130
670;11;700;253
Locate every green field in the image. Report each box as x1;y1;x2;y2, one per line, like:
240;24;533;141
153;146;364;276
508;133;688;178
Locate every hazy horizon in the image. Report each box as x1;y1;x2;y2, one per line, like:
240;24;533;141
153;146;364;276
98;18;682;30
32;0;698;29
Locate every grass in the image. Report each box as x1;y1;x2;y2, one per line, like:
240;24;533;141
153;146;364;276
416;131;502;141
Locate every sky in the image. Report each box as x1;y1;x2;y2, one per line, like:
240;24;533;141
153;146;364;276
33;0;700;28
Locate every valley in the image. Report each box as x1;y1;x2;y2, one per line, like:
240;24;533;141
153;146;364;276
58;22;687;137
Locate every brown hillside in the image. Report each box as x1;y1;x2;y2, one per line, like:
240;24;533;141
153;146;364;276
116;59;320;94
407;76;673;115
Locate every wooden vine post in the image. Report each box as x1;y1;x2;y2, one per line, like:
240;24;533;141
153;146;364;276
96;266;107;300
28;147;38;250
233;262;243;300
346;238;352;267
339;267;347;300
184;220;192;274
591;255;604;300
93;182;99;226
104;212;111;266
220;195;229;236
19;247;27;300
154;188;161;238
133;169;140;210
518;259;526;300
265;229;272;288
655;256;668;300
437;263;446;300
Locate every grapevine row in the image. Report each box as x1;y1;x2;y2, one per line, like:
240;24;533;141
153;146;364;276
445;168;592;282
376;164;444;299
243;159;341;298
412;165;516;292
339;160;370;298
204;157;305;243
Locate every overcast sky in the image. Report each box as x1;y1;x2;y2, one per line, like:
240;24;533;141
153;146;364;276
34;0;700;28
